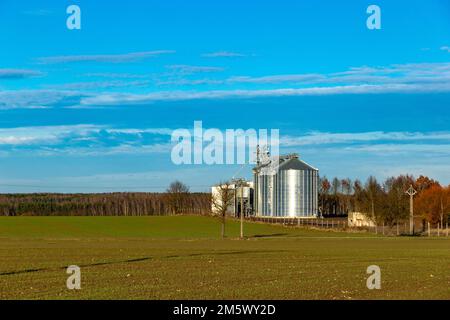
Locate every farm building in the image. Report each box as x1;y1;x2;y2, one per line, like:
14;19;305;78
348;212;376;227
253;154;319;218
211;181;254;217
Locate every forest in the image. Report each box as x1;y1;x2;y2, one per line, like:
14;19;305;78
0;176;449;227
0;181;210;217
319;174;450;226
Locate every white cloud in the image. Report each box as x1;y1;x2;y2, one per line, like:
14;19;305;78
37;50;175;64
1;126;449;185
2;90;90;110
3;62;450;109
80;82;450;106
165;65;224;74
0;125;103;145
47;80;151;90
228;62;450;86
2;126;449;159
106;128;173;135
340;144;450;155
0;69;44;79
35;143;172;157
0;124;172;152
2;81;449;110
0;90;86;110
440;46;450;53
84;73;150;79
202;51;247;58
280;131;450;146
157;79;223;86
228;74;325;84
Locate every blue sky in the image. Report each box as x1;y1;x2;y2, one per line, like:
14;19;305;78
0;0;450;192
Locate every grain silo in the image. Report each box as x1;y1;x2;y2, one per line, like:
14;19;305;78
253;153;318;218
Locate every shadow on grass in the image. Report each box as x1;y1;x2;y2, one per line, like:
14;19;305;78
0;256;153;276
252;233;288;238
0;268;46;276
0;250;284;276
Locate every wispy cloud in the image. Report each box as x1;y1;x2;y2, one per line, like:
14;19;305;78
340;143;450;155
46;80;151;90
0;124;174;158
83;73;151;79
228;62;450;86
165;65;225;75
2;125;449;160
81;83;450;106
152;62;450;88
228;74;325;84
2;82;449;110
0;69;44;79
3;62;450;109
441;46;450;53
0;124;172;145
0;90;86;110
36;50;175;64
0;125;102;145
1;126;449;187
34;143;172;157
281;131;450;146
202;51;247;58
157;79;223;86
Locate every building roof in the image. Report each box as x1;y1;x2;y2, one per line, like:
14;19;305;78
278;157;318;171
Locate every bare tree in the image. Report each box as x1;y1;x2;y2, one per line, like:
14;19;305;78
341;178;352;213
211;181;235;239
365;176;382;224
319;176;331;214
352;179;363;212
331;177;341;214
165;181;190;215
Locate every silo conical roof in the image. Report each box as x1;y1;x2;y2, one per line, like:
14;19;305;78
278;157;318;171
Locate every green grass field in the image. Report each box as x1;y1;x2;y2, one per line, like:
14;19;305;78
0;216;449;300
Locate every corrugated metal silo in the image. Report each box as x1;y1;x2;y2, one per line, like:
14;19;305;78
253;154;318;218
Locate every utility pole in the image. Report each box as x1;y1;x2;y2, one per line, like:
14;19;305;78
233;178;247;239
240;183;244;239
405;185;417;235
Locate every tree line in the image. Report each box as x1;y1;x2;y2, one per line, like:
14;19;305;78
0;181;211;216
319;175;450;227
1;176;449;228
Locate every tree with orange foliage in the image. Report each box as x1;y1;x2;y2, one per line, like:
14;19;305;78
415;175;440;193
415;185;450;227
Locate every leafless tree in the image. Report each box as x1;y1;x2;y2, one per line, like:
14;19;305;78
365;176;380;223
165;181;190;215
341;178;352;213
211;181;235;239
